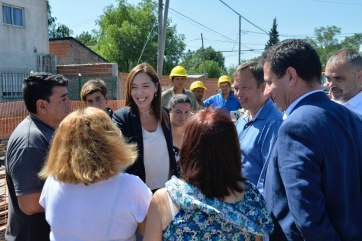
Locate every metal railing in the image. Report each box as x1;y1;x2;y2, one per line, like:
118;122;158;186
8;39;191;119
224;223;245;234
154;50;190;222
0;70;30;102
66;75;119;101
0;71;120;103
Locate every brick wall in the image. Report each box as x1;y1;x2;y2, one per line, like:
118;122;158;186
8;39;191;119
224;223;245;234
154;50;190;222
49;37;108;65
57;63;122;100
49;41;71;59
57;63;118;78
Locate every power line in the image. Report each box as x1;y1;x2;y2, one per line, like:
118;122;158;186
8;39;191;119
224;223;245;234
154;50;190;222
218;0;269;34
169;2;361;62
169;7;263;56
169;7;235;42
218;49;265;52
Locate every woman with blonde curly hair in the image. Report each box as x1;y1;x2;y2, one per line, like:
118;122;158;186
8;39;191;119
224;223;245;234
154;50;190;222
39;107;152;241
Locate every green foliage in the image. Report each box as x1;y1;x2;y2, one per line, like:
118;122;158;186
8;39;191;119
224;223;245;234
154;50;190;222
47;0;55;27
76;31;97;49
227;64;238;80
194;60;224;78
307;26;362;67
47;0;73;38
95;0;185;73
181;46;226;78
49;24;73;38
265;18;279;50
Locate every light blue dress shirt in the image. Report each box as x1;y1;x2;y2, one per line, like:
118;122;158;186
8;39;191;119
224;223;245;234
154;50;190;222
203;92;241;114
236;98;283;194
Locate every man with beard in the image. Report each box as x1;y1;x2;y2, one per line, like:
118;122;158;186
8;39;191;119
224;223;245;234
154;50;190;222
204;75;241;115
190;81;207;107
325;49;362;115
161;66;201;112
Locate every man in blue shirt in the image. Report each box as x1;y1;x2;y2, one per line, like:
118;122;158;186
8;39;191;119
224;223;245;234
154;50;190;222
234;62;283;194
204;75;241;115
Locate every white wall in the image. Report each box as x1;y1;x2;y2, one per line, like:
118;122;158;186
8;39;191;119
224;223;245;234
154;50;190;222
0;0;49;70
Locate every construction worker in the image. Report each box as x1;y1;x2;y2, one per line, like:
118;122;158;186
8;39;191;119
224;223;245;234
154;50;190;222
161;66;201;112
204;75;241;115
190;81;207;107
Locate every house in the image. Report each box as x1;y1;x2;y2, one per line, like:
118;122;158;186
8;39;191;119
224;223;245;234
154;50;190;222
0;0;54;102
49;37;121;100
49;37;108;65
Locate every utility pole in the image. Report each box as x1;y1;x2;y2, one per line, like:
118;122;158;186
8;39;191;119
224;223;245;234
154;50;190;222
219;0;241;65
201;33;206;83
239;15;241;65
157;0;163;80
157;0;169;80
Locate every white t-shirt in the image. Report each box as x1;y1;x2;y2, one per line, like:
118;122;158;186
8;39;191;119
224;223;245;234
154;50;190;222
39;173;152;241
142;122;170;190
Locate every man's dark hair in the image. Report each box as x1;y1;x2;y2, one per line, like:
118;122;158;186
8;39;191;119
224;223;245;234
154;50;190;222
23;72;69;113
260;39;322;84
234;61;264;87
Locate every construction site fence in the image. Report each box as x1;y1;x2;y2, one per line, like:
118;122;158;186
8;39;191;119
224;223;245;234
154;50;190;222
0;100;125;140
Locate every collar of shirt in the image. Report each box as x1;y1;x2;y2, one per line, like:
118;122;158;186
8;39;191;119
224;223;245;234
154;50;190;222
243;98;272;122
172;88;186;94
284;90;323;119
343;90;362;108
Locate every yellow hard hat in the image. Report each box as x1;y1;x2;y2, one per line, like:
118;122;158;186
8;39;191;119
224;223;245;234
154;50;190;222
218;75;231;87
169;66;188;80
190;81;207;92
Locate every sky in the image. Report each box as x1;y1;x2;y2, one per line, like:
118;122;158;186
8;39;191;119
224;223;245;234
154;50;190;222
48;0;362;69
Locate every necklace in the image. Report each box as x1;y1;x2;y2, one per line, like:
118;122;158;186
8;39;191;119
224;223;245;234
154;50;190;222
139;105;153;113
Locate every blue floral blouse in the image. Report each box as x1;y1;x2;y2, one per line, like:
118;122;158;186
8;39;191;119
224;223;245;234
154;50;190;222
163;176;274;240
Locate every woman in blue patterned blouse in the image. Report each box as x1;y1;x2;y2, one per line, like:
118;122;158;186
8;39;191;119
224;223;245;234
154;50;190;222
144;108;274;241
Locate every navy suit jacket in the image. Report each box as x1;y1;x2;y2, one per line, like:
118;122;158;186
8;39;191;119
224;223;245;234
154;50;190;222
112;106;178;185
264;91;362;241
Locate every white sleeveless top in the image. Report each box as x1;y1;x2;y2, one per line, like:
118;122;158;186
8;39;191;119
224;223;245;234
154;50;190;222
142;122;170;190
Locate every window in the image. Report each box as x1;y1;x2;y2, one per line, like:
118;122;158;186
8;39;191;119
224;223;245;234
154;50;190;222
2;5;24;26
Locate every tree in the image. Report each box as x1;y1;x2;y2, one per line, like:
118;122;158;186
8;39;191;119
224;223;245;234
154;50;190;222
47;0;73;38
195;60;224;78
308;26;362;67
76;31;97;48
181;46;226;78
95;0;185;73
227;64;237;79
47;0;56;28
49;24;73;38
265;17;279;50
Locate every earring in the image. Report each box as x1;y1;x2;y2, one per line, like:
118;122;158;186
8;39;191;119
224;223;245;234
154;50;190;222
155;92;158;97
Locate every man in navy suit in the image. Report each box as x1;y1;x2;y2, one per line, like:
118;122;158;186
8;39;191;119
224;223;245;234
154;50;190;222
261;39;362;241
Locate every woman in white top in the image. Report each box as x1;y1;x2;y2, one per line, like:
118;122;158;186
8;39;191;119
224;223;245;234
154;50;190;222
112;63;178;193
39;107;152;241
